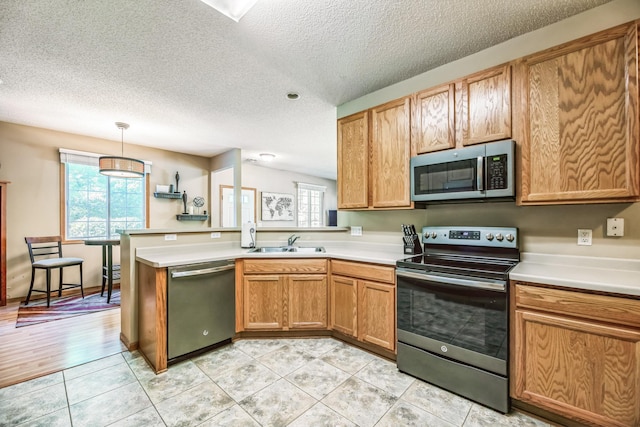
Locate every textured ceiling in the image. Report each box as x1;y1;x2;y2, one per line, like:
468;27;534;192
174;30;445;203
0;0;612;179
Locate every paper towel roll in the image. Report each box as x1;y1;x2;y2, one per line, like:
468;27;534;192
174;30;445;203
241;222;256;248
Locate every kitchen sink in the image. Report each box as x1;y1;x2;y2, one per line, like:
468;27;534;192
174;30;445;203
292;247;325;253
248;247;290;253
248;246;325;253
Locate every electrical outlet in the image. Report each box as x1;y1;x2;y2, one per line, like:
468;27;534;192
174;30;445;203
210;232;221;239
606;218;624;237
577;229;592;246
351;226;363;236
164;234;177;241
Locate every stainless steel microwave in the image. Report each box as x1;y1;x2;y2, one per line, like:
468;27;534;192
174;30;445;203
411;139;515;204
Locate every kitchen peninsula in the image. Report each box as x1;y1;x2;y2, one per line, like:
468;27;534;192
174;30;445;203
118;227;399;351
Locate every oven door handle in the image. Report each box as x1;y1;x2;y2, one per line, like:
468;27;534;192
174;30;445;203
396;268;506;292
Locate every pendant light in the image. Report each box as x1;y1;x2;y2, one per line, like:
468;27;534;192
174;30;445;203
99;122;144;178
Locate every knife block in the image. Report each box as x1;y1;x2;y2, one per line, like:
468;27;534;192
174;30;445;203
404;235;423;255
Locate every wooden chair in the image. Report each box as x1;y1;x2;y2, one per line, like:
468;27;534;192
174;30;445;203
24;236;84;307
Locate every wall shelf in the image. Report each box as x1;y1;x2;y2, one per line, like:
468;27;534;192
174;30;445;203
154;192;182;199
176;214;209;221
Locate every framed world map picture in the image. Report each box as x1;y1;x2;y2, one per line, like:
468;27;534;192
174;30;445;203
261;192;294;221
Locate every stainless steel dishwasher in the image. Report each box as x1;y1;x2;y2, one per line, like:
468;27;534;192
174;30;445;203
167;260;235;361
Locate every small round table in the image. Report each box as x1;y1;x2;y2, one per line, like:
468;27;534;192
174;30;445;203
84;238;120;303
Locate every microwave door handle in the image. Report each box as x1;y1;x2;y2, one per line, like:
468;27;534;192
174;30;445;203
477;156;484;191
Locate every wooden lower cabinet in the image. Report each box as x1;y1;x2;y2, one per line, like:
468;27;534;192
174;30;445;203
243;275;284;330
288;274;328;329
358;280;395;350
330;275;358;337
512;282;640;426
241;259;328;331
330;260;396;352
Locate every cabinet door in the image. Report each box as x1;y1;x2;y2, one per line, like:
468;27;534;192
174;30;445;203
458;64;511;146
516;22;639;204
330;275;358;337
358;280;395;351
243;275;284;330
337;111;369;209
287;275;328;329
371;97;412;208
513;309;640;426
413;84;455;154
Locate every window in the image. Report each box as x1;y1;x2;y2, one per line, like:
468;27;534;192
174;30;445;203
297;182;325;228
60;149;149;240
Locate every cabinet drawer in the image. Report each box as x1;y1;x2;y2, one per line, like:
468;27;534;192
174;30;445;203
331;260;395;284
243;258;327;274
514;283;640;328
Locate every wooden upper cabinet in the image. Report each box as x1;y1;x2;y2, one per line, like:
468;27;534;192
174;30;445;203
371;97;412;208
337;111;369;209
413;84;455;154
458;64;512;146
515;22;640;204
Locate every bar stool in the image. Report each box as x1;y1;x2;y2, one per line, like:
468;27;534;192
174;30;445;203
24;236;84;307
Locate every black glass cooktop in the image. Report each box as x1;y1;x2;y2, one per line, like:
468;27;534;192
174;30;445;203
397;251;518;282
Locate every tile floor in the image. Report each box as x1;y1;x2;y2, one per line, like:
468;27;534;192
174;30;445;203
0;338;551;427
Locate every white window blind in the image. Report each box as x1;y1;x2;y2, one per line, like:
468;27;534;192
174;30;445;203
59;148;149;239
296;182;325;228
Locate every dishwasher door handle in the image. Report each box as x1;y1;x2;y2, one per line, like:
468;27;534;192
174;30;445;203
171;264;235;279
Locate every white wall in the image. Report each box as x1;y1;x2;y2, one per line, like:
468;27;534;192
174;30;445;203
211;167;234;227
242;163;337;227
0;121;211;299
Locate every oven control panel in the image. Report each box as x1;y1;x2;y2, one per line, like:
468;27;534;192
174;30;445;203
422;226;518;248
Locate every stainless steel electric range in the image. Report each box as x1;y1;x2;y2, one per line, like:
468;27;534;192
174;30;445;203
396;226;519;413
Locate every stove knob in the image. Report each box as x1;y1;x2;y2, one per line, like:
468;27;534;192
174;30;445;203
496;233;504;241
506;233;515;242
431;232;438;239
486;233;494;241
423;233;430;239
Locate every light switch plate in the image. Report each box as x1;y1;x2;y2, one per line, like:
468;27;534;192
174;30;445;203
351;226;363;236
606;218;624;237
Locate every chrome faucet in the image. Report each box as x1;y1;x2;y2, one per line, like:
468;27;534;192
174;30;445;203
287;234;300;246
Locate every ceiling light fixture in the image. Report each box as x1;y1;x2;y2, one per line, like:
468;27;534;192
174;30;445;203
99;122;145;178
199;0;259;22
259;153;275;162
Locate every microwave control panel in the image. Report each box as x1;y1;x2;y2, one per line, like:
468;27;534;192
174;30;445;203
486;154;508;190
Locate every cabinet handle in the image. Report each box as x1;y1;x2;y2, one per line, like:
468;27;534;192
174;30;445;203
171;264;235;278
396;268;505;292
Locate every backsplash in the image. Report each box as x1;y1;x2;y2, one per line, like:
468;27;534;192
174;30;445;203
339;202;640;259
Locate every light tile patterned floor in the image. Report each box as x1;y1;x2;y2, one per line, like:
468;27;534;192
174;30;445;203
0;338;551;427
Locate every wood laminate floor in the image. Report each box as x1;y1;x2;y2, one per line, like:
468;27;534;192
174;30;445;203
0;292;126;389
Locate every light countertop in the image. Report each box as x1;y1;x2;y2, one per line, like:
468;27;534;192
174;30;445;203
136;243;640;297
510;253;640;297
135;241;405;268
